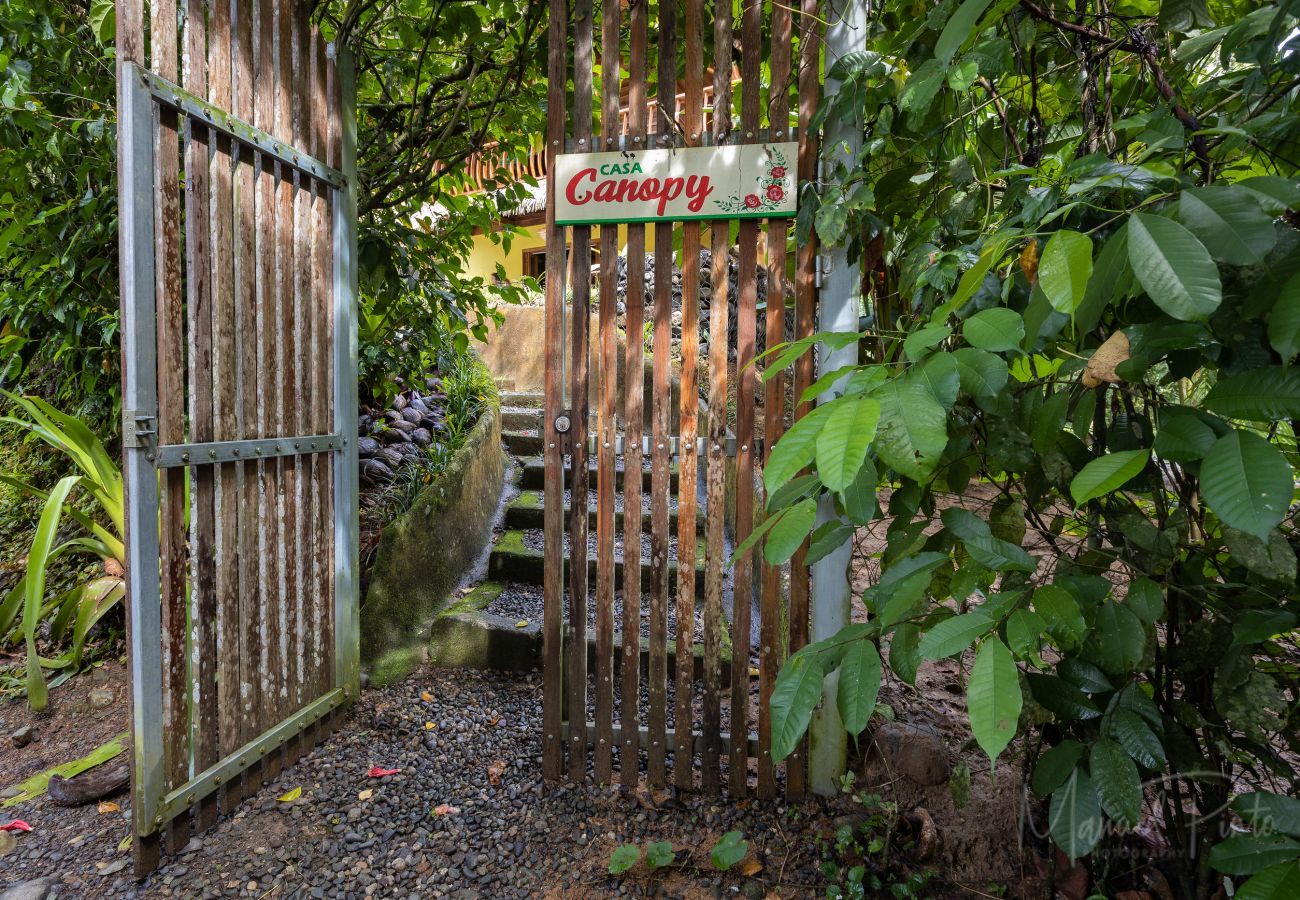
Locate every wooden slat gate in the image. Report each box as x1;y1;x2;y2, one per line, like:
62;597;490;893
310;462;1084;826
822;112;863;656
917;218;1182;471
115;0;359;875
543;0;821;797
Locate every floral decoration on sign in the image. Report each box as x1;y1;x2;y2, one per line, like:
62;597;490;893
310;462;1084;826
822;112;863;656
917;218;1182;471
713;146;790;214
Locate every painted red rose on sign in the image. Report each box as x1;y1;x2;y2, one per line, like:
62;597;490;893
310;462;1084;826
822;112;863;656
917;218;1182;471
770;166;786;178
744;194;761;209
766;185;784;202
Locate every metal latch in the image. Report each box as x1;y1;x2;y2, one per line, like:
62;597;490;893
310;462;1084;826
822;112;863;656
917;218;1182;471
122;409;159;461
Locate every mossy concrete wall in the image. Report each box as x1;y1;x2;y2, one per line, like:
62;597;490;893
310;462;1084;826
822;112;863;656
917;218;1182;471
361;407;505;670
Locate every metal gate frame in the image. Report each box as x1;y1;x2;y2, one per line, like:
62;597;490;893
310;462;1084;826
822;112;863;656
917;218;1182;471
116;20;358;873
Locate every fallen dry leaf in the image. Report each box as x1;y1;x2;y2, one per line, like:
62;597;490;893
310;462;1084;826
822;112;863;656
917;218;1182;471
117;834;132;853
514;620;529;628
488;715;500;727
739;857;763;877
357;789;374;802
367;766;400;778
424;721;436;730
1082;330;1131;388
486;760;507;786
420;690;433;702
1019;239;1040;284
432;804;460;816
747;666;760;677
276;787;302;803
97;801;121;814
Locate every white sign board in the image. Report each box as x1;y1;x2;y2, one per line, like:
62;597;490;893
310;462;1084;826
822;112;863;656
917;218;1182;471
552;142;798;225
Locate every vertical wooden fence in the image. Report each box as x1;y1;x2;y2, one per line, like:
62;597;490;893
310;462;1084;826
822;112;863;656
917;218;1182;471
116;0;359;876
544;0;821;797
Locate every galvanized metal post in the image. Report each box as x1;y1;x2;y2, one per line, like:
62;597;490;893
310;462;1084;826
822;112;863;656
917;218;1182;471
333;46;361;700
809;0;867;796
119;62;164;841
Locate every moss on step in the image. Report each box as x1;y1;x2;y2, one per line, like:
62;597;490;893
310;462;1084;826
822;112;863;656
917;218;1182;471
439;581;507;618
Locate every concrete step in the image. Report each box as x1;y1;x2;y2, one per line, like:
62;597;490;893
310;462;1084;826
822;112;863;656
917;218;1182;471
499;391;544;409
503;430;544;456
494;377;517;392
488;530;707;593
505;489;705;533
500;407;544;431
518;456;679;493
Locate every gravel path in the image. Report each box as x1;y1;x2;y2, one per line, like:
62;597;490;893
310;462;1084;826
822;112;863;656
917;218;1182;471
1;667;828;899
488;583;711;643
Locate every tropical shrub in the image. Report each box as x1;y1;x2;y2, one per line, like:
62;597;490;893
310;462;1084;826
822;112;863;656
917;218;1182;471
759;1;1300;897
0;392;124;710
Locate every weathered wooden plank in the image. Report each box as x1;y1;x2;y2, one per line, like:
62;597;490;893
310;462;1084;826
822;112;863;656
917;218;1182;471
147;0;189;850
541;0;568;782
593;0;621;786
255;0;284;784
275;0;300;747
312;31;333;706
566;0;594;783
787;0;821;801
701;0;733;796
647;0;677;790
323;43;339;704
759;0;793;801
729;0;763;800
184;0;219;836
620;0;649;788
208;0;242;817
232;0;261;803
674;0;705;793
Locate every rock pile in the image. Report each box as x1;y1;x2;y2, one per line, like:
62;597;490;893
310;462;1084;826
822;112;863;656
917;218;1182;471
357;377;450;486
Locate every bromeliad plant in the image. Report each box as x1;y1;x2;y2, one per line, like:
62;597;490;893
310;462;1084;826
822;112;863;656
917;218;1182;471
0;392;124;710
752;1;1300;897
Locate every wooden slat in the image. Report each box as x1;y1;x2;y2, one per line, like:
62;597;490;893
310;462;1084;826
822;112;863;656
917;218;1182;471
255;0;284;784
730;0;763;799
149;0;189;852
567;0;594;782
674;0;705;793
620;0;649;788
232;0;260;805
323;45;339;705
759;0;793;802
787;0;821;801
183;0;219;837
701;0;733;796
647;0;677;789
208;0;242;817
541;0;568;782
593;0;621;786
275;0;299;744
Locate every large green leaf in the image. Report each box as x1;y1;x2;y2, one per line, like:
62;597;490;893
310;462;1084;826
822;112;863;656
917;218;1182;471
1038;230;1093;315
874;379;949;482
1069;450;1149;505
815;396;880;491
1200;430;1294;540
836;639;883;737
1208;834;1300;876
1091;738;1142;830
952;348;1009;398
963;307;1025;352
24;476;80;712
763;497;818;565
1033;740;1085;797
1178;186;1277;266
1153;412;1218;462
769;647;827;763
1236;861;1300;900
1127;212;1222;320
967;638;1022;765
1107;708;1166;769
890;623;921;685
935;0;996;61
1049;768;1105;860
1205;367;1300;421
764;401;835;493
1033;584;1087;649
1088;603;1147;676
1267;274;1300;364
941;507;1036;572
918;611;994;660
1235;792;1300;839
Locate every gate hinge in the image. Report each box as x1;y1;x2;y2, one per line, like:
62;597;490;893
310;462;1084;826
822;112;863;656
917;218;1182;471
122;409;159;461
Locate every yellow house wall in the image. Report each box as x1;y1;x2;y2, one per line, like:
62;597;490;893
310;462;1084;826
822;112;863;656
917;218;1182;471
464;223;633;281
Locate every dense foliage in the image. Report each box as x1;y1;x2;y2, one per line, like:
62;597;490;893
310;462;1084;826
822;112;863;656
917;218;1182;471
759;0;1300;896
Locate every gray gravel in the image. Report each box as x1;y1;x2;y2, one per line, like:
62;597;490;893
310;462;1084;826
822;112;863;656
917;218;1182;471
489;582;710;643
1;668;827;898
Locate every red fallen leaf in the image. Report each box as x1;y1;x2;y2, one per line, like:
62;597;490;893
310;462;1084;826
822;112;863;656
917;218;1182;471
0;821;32;832
367;766;400;778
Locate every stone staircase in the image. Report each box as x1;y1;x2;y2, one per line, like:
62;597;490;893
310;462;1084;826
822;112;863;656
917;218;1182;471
465;389;712;650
